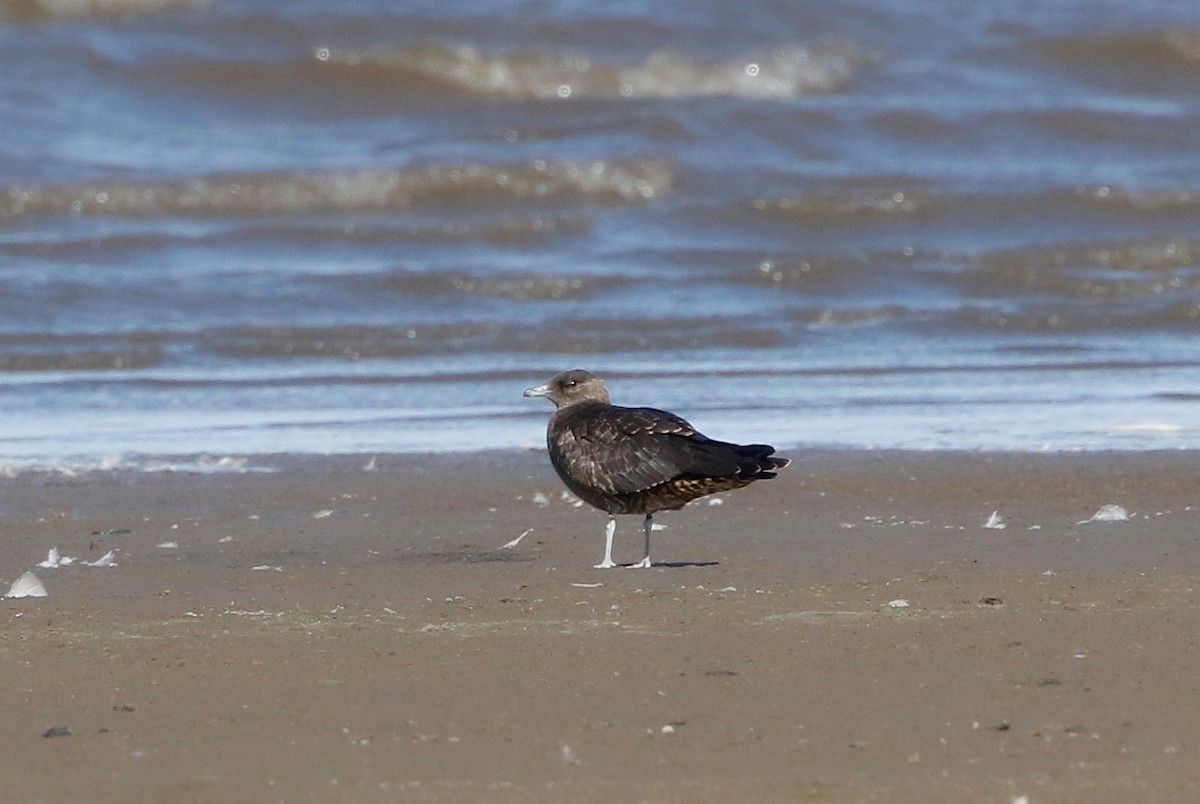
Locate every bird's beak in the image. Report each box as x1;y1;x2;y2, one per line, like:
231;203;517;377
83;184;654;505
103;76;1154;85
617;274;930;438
523;383;551;399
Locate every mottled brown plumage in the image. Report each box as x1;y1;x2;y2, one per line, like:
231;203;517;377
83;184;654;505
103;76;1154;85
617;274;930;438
524;369;789;568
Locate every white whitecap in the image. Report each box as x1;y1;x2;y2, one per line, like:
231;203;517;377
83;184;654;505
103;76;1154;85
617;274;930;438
1112;422;1184;433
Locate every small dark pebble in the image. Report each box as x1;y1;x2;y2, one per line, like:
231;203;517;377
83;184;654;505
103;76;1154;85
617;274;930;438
990;722;1011;731
114;703;135;712
703;669;738;677
1037;678;1062;686
42;726;72;738
980;596;1004;605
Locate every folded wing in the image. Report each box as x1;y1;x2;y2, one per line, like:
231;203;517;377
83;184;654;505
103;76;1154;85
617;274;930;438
555;405;784;496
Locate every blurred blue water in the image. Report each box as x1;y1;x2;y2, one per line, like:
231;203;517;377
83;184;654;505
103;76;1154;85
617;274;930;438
0;0;1197;467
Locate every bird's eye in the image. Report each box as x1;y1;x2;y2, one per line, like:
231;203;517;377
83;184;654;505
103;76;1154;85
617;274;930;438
564;380;577;388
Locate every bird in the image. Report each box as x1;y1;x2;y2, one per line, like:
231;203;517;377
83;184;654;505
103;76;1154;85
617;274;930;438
524;369;789;569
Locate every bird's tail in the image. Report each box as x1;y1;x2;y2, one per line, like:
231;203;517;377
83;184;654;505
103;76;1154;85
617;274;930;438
734;444;790;477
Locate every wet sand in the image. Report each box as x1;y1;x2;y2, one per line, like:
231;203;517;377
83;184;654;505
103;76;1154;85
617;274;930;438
2;449;1199;802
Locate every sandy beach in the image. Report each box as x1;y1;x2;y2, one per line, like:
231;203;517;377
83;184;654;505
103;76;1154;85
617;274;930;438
2;449;1199;803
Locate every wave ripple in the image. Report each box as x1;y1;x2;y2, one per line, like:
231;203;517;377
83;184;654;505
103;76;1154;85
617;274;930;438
314;41;875;100
0;159;671;220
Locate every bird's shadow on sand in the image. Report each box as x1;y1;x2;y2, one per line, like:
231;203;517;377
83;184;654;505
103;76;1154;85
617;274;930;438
645;560;720;569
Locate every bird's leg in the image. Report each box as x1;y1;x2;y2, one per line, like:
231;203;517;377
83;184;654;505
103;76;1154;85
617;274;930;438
627;513;653;569
594;516;618;569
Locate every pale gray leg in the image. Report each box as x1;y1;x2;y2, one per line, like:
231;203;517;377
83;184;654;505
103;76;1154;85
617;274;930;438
628;513;653;569
594;515;618;569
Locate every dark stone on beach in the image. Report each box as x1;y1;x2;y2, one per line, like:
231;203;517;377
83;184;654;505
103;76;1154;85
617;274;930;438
524;369;789;568
42;726;72;738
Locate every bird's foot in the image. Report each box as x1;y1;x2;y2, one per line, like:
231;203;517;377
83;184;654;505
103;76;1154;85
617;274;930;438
626;557;652;569
593;559;618;569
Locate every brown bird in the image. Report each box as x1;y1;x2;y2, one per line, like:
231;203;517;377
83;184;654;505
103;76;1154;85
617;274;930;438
524;369;789;568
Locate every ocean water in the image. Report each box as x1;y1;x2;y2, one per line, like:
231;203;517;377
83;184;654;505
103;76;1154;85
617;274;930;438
1;0;1198;469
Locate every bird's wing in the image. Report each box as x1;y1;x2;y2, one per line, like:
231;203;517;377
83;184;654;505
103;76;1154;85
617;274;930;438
558;406;743;495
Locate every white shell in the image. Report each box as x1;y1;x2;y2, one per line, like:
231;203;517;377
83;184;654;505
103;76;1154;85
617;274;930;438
5;571;47;599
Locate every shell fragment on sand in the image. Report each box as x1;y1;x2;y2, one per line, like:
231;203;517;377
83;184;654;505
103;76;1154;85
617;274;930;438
1080;504;1130;524
37;548;77;568
559;743;584;767
38;547;117;568
500;528;532;549
5;571;47;599
983;511;1006;529
83;550;118;567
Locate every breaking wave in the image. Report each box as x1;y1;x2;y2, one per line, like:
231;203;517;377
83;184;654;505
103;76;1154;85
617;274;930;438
0;159;672;221
748;189;937;222
744;182;1200;227
1039;28;1200;75
203;318;788;360
354;269;617;301
0;0;204;21
0;454;264;478
966;238;1200;300
954;302;1200;332
739;255;871;287
0;348;162;373
311;41;876;100
1069;184;1200;214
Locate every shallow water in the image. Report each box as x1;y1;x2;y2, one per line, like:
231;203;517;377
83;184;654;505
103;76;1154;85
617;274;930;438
1;0;1198;467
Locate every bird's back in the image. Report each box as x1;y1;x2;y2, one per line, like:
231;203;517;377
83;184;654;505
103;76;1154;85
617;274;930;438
547;401;787;515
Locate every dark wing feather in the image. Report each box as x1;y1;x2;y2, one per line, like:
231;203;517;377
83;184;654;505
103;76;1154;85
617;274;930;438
555;405;769;496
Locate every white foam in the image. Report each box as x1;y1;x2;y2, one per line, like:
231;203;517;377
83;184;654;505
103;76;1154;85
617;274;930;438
0;455;268;478
1112;422;1185;433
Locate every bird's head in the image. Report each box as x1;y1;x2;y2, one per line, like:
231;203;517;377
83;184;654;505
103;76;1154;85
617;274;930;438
523;369;611;408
